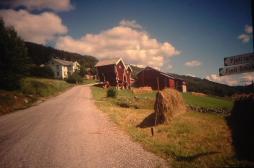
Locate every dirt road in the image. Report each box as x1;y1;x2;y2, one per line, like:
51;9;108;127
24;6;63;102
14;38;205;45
0;86;168;168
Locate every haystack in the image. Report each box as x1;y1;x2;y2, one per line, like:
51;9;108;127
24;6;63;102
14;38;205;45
154;89;186;123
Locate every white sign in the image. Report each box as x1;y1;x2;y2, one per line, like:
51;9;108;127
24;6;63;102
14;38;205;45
219;63;254;76
224;53;254;66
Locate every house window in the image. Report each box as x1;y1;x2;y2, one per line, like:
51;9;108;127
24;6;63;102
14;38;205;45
119;65;122;69
57;72;59;76
56;65;59;69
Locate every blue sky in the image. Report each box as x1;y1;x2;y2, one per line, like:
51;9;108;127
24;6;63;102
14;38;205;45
0;0;253;85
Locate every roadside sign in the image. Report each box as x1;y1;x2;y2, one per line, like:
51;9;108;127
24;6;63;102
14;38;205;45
224;53;254;66
219;63;254;76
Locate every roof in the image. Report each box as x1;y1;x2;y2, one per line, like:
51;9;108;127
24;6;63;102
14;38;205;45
95;58;126;69
137;66;183;80
52;58;75;66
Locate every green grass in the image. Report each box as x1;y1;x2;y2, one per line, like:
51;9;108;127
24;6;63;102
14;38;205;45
82;79;98;85
182;93;233;111
1;77;73;115
91;86;254;168
21;77;72;97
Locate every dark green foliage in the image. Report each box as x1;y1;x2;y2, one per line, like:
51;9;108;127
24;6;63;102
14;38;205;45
130;65;143;80
0;19;29;90
66;72;83;84
25;41;98;67
29;65;54;78
107;87;118;98
227;94;254;161
79;64;88;77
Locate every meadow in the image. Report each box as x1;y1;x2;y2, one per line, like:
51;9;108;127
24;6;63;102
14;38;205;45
91;87;253;167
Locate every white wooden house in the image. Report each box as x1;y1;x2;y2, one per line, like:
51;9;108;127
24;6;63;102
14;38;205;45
48;58;80;79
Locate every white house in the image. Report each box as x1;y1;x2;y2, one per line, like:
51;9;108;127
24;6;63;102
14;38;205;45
48;58;80;79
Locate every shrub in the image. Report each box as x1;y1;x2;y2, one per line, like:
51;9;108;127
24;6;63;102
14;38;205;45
29;66;54;78
107;87;118;98
66;72;83;84
227;94;254;161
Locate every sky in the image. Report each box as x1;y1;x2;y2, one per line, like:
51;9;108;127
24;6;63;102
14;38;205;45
0;0;254;86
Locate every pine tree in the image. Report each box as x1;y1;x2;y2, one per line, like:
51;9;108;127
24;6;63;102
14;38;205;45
0;19;29;90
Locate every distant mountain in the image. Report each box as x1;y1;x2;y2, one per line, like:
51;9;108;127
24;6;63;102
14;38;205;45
130;65;144;79
130;65;254;97
25;42;98;67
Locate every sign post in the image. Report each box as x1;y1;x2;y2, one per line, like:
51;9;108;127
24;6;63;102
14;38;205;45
219;53;254;76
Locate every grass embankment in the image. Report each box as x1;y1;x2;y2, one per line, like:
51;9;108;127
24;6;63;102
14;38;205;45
0;77;72;115
91;87;253;168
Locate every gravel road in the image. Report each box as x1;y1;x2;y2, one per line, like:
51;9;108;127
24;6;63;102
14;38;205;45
0;86;168;168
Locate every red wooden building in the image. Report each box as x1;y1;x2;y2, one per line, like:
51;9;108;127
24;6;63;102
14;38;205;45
95;58;132;88
135;66;187;92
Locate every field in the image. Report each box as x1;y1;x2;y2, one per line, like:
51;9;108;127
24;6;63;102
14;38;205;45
182;93;233;111
0;77;72;115
91;87;253;167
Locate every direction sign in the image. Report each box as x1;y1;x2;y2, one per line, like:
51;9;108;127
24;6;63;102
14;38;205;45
224;53;254;66
219;63;254;76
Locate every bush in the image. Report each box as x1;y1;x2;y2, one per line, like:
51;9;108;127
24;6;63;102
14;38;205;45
227;94;254;161
29;66;54;78
66;72;83;84
107;87;118;98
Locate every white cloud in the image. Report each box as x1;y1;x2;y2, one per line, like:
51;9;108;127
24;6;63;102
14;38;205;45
206;74;238;86
206;72;254;86
245;25;253;34
0;9;68;44
186;74;196;77
184;60;202;67
238;34;251;43
119;20;142;30
55;20;180;69
238;24;253;43
240;73;254;85
0;0;73;11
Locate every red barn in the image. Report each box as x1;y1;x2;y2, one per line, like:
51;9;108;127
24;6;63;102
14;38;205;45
135;66;187;92
95;58;132;88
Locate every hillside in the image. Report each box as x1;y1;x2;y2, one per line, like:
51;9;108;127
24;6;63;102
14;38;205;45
169;73;254;96
130;65;253;97
25;42;98;67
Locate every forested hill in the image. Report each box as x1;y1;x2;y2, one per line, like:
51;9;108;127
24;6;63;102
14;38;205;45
25;42;98;67
130;65;253;97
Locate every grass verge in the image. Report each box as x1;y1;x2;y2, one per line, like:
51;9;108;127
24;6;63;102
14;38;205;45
0;77;73;115
91;86;254;168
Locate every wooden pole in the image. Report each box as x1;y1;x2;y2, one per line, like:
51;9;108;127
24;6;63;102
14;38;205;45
153;77;160;136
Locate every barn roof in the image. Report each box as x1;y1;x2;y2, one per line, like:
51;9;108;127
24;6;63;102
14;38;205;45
95;58;127;69
52;58;74;66
137;66;185;81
